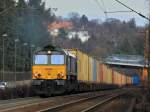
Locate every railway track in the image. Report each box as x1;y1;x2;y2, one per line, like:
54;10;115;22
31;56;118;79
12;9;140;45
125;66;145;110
39;92;124;112
0;97;45;112
0;89;127;112
81;94;122;112
81;91;136;112
126;98;136;112
0;97;37;105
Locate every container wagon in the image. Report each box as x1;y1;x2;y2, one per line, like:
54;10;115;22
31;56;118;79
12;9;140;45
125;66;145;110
132;75;140;85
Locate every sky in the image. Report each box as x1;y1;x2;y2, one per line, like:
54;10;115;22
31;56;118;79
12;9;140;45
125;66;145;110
44;0;149;26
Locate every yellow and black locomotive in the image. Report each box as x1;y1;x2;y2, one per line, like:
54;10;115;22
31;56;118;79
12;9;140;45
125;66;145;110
32;45;77;96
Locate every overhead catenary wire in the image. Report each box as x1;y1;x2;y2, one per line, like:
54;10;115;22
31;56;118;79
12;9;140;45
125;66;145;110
105;10;133;14
94;0;104;12
100;0;108;18
93;0;108;19
100;0;106;10
114;0;150;21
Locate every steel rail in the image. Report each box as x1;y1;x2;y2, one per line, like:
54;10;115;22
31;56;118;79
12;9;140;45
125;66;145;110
39;94;109;112
0;89;124;112
0;98;53;112
0;91;98;111
39;92;124;112
0;97;37;105
0;98;42;109
81;93;123;112
0;91;107;112
126;98;136;112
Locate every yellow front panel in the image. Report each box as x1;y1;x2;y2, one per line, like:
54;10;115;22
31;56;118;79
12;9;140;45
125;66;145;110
32;65;66;80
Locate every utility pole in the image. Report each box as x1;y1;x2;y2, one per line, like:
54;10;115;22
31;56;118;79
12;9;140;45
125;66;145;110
146;24;150;101
145;30;149;67
2;34;7;82
23;43;28;71
30;44;35;68
14;39;19;82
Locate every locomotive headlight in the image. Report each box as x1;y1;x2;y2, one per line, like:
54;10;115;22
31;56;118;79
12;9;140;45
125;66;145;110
57;73;64;79
60;73;64;77
47;50;51;54
61;73;64;77
34;73;38;77
34;73;41;78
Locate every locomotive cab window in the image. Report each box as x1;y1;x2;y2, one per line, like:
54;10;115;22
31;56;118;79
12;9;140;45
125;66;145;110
51;55;65;65
34;55;48;64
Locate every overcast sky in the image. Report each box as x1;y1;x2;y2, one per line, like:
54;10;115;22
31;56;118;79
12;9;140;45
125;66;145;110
44;0;149;26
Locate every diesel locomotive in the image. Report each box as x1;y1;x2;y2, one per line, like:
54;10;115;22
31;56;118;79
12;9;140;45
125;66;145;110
32;45;78;96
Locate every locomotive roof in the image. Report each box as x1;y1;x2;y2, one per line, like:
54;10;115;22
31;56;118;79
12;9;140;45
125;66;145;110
35;45;76;58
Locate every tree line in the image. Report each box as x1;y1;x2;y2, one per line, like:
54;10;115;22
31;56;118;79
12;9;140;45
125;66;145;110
0;0;55;72
54;13;145;58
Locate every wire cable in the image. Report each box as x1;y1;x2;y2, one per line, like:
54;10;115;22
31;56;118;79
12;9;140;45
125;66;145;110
93;0;108;19
94;0;104;12
114;0;150;21
105;10;133;14
100;0;108;18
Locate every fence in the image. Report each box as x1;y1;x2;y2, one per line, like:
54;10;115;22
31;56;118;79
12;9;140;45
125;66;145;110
0;71;31;81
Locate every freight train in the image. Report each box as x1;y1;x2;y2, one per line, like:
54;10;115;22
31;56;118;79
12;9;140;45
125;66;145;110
32;45;132;96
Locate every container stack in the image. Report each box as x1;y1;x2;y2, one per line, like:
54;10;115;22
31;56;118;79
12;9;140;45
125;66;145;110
67;49;132;86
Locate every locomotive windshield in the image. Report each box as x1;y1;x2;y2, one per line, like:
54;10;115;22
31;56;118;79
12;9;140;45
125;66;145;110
51;55;65;65
34;54;65;65
34;55;48;64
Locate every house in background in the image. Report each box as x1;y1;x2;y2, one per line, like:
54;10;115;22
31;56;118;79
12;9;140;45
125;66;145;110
68;31;90;42
48;21;90;42
48;21;73;37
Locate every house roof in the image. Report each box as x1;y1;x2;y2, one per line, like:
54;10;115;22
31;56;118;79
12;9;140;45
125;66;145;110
48;21;73;31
